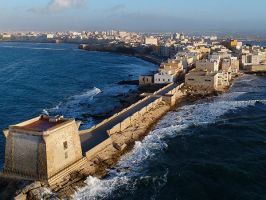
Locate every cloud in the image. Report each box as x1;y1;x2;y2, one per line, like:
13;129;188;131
29;0;87;13
47;0;86;11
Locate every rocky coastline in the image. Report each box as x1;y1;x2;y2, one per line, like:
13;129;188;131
79;44;163;65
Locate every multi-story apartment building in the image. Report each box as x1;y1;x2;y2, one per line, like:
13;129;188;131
185;71;219;92
242;53;260;69
196;59;219;72
154;69;178;84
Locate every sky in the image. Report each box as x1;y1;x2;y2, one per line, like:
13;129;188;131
0;0;266;33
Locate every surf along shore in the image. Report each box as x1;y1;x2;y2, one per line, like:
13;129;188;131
2;48;240;200
0;49;180;199
3;84;186;199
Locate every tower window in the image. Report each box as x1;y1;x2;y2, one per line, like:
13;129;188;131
63;141;68;150
65;152;68;159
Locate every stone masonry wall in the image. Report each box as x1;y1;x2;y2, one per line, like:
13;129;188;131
45;122;82;178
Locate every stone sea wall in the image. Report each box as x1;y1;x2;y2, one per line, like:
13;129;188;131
14;83;185;200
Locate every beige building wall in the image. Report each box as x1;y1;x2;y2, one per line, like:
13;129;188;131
196;60;219;72
197;46;211;55
45;121;82;178
221;59;231;72
4;130;47;179
139;75;153;85
12;133;40;175
247;65;266;72
231;59;240;75
185;72;218;92
217;72;230;89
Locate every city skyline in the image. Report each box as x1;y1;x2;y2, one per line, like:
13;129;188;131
1;0;266;33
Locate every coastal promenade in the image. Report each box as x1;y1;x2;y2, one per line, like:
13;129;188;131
80;83;180;153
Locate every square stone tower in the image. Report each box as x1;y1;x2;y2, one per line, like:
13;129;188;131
2;115;83;181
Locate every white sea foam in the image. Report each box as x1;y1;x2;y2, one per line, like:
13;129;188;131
43;87;102;117
38;187;59;200
71;76;266;199
72;88;266;200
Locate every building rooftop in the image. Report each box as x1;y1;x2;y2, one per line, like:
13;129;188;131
187;70;217;77
11;115;70;132
22;118;65;131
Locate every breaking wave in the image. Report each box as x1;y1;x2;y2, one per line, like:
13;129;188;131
72;87;266;200
43;87;102;118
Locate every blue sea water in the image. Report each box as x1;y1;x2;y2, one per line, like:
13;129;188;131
73;75;266;200
0;42;157;167
1;42;266;200
244;40;266;47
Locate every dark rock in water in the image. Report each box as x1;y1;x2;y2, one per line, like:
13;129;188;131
0;178;31;200
117;80;139;85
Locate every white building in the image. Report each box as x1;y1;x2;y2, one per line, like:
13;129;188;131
118;31;128;38
196;59;219;72
1;34;11;39
46;34;54;39
144;36;158;46
208;54;221;64
210;36;218;41
174;33;180;40
242;53;260;68
154;69;177;84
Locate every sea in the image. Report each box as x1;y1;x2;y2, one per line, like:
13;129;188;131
0;42;157;167
1;42;266;200
244;40;266;47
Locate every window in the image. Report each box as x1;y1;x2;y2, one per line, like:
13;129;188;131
65;152;68;159
205;79;211;82
188;78;194;81
63;141;68;150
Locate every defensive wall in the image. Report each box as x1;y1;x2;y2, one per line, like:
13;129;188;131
105;83;184;136
79;83;181;136
10;83;185;191
11;83;185;200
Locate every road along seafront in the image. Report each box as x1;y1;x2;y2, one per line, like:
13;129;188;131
11;83;185;199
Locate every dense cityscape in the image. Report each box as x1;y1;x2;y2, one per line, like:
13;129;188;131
2;30;266;94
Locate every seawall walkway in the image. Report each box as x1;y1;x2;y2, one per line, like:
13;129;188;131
80;83;180;154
